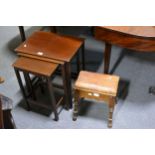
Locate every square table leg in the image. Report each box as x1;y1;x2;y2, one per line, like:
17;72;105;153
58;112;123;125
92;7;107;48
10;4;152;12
104;43;112;74
61;63;72;109
65;62;72;109
18;26;26;42
46;77;59;121
81;43;85;70
14;68;30;111
61;62;72;109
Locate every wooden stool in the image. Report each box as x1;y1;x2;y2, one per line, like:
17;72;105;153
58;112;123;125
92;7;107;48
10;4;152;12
13;57;60;121
73;71;120;128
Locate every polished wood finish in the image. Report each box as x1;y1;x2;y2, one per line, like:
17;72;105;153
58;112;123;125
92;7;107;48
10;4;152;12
15;31;85;109
95;26;155;52
17;53;64;64
75;71;119;96
95;26;155;73
103;26;155;38
13;57;58;77
73;71;120;128
15;31;84;62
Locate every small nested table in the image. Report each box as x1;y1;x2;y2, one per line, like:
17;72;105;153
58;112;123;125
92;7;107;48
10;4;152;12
73;71;120;128
15;31;85;109
13;57;62;121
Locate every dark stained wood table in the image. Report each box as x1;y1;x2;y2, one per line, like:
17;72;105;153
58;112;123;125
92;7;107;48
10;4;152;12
95;26;155;73
15;31;85;109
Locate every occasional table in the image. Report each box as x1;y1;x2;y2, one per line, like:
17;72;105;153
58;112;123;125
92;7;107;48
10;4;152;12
95;26;155;73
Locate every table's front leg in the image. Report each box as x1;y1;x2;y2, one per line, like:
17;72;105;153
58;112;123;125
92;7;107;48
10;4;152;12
104;43;112;74
65;62;72;109
61;62;72;109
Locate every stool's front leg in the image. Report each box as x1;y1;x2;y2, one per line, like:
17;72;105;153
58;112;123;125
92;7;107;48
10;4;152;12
108;97;115;128
73;90;79;121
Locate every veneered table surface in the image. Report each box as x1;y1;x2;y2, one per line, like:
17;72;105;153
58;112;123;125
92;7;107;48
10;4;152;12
15;31;84;62
101;26;155;39
13;57;58;77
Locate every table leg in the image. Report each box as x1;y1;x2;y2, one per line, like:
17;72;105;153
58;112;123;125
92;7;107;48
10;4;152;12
61;63;72;109
14;68;30;110
47;77;58;121
65;62;72;109
25;73;36;100
104;43;112;74
61;64;69;109
81;43;85;70
18;26;26;42
76;52;80;74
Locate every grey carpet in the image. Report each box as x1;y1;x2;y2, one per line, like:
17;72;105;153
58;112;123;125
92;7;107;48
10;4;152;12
0;26;155;129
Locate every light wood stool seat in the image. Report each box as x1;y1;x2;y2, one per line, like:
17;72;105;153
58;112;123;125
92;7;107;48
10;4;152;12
73;71;120;128
13;57;60;121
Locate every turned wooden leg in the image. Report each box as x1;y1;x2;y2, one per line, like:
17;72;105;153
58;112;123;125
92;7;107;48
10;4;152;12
73;90;79;121
104;43;112;74
108;97;115;128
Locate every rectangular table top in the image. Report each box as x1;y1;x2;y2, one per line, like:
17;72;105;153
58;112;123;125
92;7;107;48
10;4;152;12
15;31;84;62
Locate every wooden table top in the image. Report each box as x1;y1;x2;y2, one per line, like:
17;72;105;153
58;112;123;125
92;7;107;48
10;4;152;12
95;26;155;52
15;31;84;62
101;26;155;39
13;57;58;77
